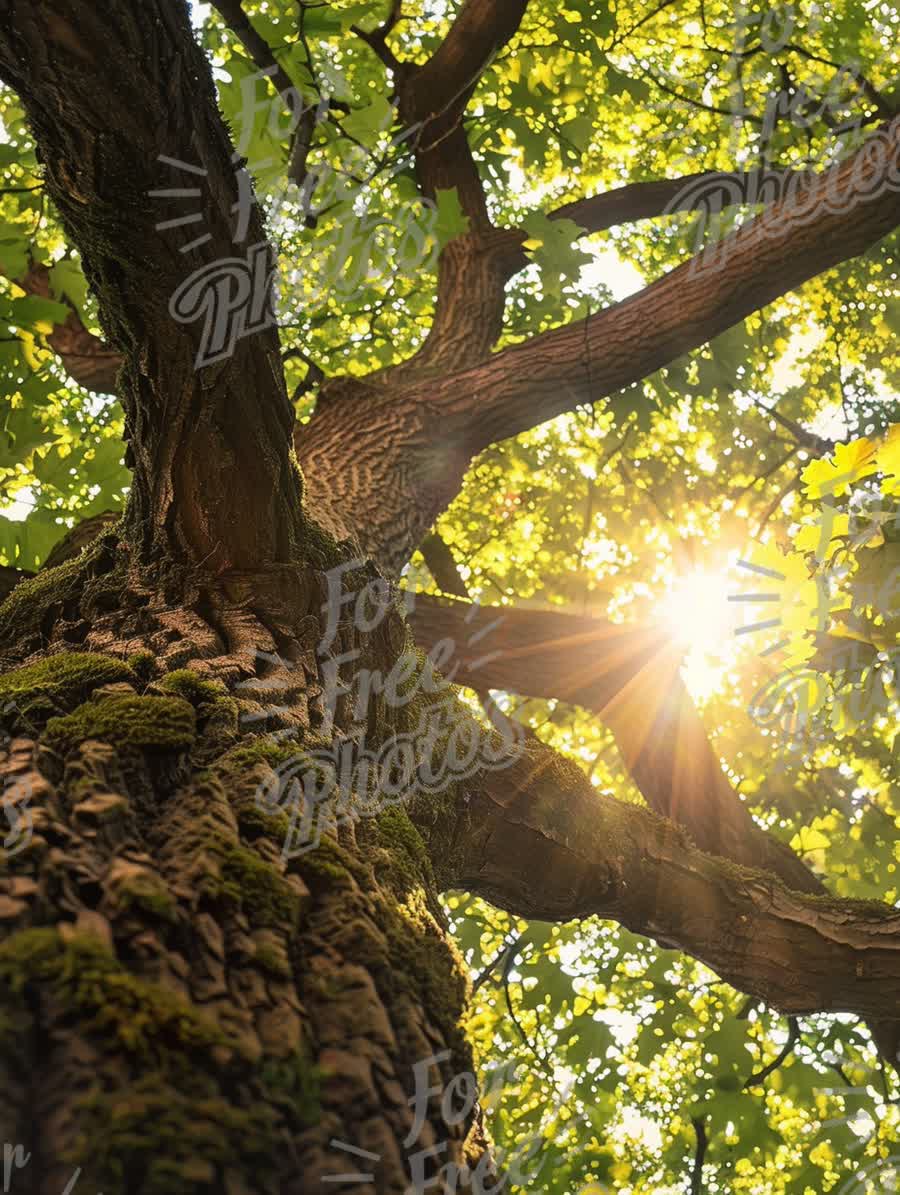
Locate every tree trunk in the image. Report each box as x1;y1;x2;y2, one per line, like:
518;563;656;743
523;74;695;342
0;1;306;577
0;546;484;1194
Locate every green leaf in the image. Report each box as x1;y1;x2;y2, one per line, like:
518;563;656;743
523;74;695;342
10;294;70;329
48;258;89;316
433;187;471;248
0;404;47;466
0;508;65;570
339;93;396;145
520;212;591;297
0;222;28;280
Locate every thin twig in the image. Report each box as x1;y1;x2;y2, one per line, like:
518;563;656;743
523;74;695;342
690;1117;708;1195
744;1017;799;1088
472;932;525;992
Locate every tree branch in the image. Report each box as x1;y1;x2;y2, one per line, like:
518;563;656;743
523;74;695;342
408;593;822;893
3;260;121;394
432;118;900;454
209;0;324;188
465;166;829;282
298;122;900;578
418;532;470;598
386;0;531;374
690;1117;707;1195
399;0;530;148
424;734;900;1025
544;166;813;237
743;1017;800;1088
351;0;404;72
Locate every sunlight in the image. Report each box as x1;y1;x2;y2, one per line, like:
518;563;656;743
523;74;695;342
659;569;741;700
660;569;736;652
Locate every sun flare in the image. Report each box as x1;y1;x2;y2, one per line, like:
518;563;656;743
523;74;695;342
659;569;742;700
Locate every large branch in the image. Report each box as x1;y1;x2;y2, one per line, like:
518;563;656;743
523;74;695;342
0;0;304;574
299;122;900;577
418;532;470;598
7;165;817;398
408;593;820;893
484;166;823;279
387;0;531;374
400;0;529;135
433;118;900;454
425;737;900;1027
545;168;814;236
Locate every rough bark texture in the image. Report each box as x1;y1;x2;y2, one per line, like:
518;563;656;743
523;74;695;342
0;546;485;1193
0;0;305;575
431;736;900;1022
3;549;900;1193
296;127;900;576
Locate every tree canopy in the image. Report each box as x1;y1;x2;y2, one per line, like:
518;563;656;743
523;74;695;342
0;0;898;1192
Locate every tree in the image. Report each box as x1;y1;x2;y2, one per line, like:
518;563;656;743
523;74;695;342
0;0;897;1191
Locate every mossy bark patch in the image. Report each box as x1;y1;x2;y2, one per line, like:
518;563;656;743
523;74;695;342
155;669;227;706
0;928;228;1062
45;695;196;755
0;651;137;716
205;841;305;928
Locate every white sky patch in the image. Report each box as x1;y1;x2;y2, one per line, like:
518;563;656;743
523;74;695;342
595;1007;642;1048
619;1105;664;1153
0;487;35;522
580;245;645;302
809;402;851;442
771;324;826;392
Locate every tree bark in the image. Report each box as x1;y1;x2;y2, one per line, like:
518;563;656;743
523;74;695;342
0;0;305;576
0;571;489;1192
425;734;900;1024
436;118;900;457
3;3;900;1188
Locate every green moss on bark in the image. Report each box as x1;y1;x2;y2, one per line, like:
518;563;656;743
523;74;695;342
374;805;435;893
231;800;292;844
206;842;303;928
114;872;179;922
0;555;86;645
0;651;137;719
1;929;320;1192
45;695;196;755
73;1078;282;1195
127;649;157;681
0;929;227;1061
259;1049;321;1123
156;670;225;705
213;737;301;780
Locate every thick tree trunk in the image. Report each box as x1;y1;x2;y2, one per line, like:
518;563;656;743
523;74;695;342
0;550;483;1194
0;1;305;576
0;6;482;1189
